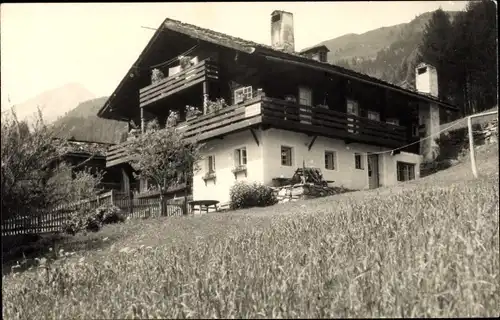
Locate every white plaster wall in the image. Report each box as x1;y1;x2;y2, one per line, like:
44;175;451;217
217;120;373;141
380;152;423;186
192;128;424;205
261;129;420;190
192;129;264;205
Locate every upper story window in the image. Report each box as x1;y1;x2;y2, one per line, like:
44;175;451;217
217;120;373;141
298;86;313;106
319;51;327;62
347;99;360;116
412;124;419;137
234;86;253;104
367;111;380;121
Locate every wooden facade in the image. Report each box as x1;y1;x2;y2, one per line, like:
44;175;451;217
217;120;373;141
98;17;457;186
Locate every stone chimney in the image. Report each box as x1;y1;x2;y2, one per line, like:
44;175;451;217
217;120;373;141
415;62;438;98
416;62;440;161
271;10;295;53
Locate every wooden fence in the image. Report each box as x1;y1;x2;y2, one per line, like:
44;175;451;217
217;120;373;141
1;190;188;236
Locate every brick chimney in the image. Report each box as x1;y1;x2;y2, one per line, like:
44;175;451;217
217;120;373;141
415;62;438;98
271;10;295;53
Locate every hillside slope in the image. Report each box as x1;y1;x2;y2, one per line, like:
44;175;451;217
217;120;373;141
53;97;128;144
318;11;459;87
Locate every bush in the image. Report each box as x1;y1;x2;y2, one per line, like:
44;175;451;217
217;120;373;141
62;204;125;235
230;181;278;210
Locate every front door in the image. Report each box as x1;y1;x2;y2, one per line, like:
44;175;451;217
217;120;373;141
367;154;379;189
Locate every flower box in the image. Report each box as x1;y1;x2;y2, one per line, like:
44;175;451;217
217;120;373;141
231;165;247;178
202;172;216;185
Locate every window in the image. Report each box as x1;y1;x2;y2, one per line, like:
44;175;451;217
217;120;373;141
235;148;247;167
298;86;313;106
234;86;253;104
386;118;400;126
412;123;419;137
346;99;359;115
367;111;380;121
281;146;293;166
319;51;327;63
354;153;364;170
397;162;416;182
325;151;336;170
207;155;215;173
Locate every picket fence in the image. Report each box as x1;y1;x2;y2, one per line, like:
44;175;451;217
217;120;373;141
1;190;188;236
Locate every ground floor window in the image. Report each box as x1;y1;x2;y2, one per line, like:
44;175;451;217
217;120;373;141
397;161;416;181
281;146;293;166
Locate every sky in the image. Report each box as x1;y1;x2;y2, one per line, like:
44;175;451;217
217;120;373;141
1;1;468;108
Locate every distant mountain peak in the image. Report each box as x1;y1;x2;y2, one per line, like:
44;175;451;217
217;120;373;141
8;83;96;125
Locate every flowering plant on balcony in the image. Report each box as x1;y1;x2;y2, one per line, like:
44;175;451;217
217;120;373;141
151;68;165;84
179;56;194;70
185;105;202;119
206;98;228;114
167;110;180;127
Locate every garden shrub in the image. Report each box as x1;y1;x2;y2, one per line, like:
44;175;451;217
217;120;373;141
63;204;125;235
230;181;278;210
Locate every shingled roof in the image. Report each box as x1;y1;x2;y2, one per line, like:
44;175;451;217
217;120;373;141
99;16;458;118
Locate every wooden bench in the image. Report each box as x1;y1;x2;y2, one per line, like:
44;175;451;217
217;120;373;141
188;200;219;214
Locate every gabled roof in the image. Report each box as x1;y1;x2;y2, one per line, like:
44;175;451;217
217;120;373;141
98;16;458;118
300;44;330;54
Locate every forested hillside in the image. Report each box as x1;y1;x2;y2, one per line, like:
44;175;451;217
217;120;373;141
53;97;128;144
319;0;497;116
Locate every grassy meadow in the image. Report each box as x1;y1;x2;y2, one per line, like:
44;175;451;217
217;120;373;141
2;143;499;319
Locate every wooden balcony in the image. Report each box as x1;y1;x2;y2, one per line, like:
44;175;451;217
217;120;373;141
139;59;219;108
106;140;134;168
106;96;409;167
260;97;408;148
179;96;407;148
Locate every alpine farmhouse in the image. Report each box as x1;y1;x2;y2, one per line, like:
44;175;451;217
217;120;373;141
97;11;458;206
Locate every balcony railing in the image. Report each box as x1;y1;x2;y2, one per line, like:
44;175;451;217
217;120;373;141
139;59;219;108
260;97;407;147
106;140;134;168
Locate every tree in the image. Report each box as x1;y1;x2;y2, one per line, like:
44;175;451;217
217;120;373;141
422;1;498;116
419;8;454;102
125;111;203;215
1;108;103;224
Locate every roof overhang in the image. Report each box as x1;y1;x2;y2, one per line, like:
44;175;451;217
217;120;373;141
258;50;458;111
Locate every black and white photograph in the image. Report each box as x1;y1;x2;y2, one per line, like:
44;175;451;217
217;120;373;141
1;1;498;318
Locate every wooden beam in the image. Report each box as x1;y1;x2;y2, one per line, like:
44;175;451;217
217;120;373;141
249;128;260;146
307;135;318;151
203;81;208;114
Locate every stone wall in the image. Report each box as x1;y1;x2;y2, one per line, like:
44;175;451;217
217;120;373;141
271;183;354;203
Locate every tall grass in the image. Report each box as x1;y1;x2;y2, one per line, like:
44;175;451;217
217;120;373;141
2;172;498;318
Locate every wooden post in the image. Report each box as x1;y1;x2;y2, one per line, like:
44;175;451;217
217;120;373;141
202;81;209;115
467;110;498;179
140;107;145;133
467;116;478;179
